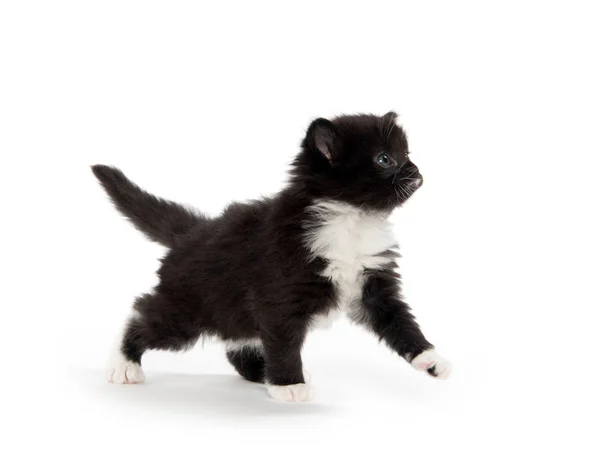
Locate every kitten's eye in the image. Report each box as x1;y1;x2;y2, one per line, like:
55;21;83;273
376;153;393;168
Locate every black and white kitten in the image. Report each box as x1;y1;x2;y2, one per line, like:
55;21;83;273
92;111;451;403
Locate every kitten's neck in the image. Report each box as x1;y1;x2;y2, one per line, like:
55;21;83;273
280;181;394;219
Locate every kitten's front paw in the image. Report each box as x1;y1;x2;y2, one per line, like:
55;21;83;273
267;383;314;403
411;349;452;379
107;352;145;384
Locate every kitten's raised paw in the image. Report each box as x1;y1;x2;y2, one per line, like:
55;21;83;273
411;349;452;379
107;353;145;384
267;383;314;402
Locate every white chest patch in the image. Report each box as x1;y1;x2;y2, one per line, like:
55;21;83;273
304;200;398;327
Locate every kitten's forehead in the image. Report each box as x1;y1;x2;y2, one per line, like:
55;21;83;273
332;113;407;149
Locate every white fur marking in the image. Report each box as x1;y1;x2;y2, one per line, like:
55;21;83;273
224;338;263;351
267;383;314;402
305;200;397;324
411;349;452;379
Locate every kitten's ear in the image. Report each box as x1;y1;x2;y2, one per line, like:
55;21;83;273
382;110;398;123
306;118;338;164
379;111;399;139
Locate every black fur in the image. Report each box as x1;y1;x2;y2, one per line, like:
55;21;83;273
361;269;433;360
226;347;265;383
92;112;438;388
92;165;204;248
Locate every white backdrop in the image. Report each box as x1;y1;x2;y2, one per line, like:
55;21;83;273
1;1;599;454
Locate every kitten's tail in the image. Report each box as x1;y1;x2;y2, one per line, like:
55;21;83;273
91;165;203;248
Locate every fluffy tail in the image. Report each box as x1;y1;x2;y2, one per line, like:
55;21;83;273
91;165;203;248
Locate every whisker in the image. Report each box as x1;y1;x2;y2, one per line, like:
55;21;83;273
394;186;401;201
400;184;412;199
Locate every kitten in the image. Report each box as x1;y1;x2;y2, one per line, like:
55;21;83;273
92;111;451;402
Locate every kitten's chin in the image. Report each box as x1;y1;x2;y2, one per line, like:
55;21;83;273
393;179;422;207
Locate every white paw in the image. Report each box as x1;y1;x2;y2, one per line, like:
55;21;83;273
411;349;452;379
267;383;314;403
107;351;145;384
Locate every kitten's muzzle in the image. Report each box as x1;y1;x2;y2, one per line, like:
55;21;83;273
409;172;423;189
394;167;423;190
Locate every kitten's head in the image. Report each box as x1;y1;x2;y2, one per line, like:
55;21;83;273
293;111;423;212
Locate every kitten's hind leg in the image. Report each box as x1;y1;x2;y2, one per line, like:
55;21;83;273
107;292;201;384
107;308;147;384
226;345;266;383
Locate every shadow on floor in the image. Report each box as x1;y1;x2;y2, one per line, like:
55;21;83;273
73;369;336;418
